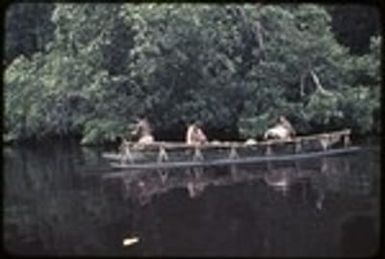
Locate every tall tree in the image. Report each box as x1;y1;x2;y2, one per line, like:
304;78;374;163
5;3;55;65
327;5;380;55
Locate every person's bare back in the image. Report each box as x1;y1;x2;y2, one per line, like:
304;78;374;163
264;116;295;140
186;122;207;145
132;117;155;144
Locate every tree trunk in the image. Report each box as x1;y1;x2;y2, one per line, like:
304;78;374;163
256;21;264;51
300;71;307;98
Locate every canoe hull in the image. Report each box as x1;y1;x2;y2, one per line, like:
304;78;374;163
102;129;353;169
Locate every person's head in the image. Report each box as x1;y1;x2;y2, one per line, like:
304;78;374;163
194;120;203;128
278;115;287;123
135;111;147;121
133;115;141;123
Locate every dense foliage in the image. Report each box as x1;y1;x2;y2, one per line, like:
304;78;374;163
4;3;381;144
328;4;381;55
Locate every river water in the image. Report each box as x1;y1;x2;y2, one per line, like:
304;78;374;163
3;140;381;257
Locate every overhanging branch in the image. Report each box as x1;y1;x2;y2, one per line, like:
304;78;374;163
309;70;334;97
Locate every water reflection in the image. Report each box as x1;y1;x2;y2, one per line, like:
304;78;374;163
110;154;369;210
3;142;380;256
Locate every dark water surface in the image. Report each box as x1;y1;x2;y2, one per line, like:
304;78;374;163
3;140;381;257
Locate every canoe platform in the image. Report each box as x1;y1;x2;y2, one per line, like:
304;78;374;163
103;129;356;170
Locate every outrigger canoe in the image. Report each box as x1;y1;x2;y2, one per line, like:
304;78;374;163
102;129;359;170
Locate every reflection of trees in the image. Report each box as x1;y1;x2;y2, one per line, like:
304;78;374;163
311;154;375;196
119;152;379;256
4;143;379;256
3;144;135;255
128;166;378;257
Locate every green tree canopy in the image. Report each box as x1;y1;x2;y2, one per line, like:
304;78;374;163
4;3;381;144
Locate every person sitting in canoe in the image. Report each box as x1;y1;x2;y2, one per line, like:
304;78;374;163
186;121;208;145
264;115;296;140
131;116;155;144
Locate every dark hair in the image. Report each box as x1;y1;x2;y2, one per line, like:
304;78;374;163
136;111;146;119
194;120;203;127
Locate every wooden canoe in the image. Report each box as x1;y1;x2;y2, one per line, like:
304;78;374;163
102;129;357;170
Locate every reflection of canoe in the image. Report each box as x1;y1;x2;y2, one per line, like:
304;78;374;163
102;129;357;170
105;166;278;204
264;168;295;188
102;155;354;205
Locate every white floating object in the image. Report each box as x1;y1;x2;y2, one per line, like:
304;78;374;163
123;237;139;246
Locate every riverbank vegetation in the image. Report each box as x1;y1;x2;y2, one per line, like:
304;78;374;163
4;3;381;144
